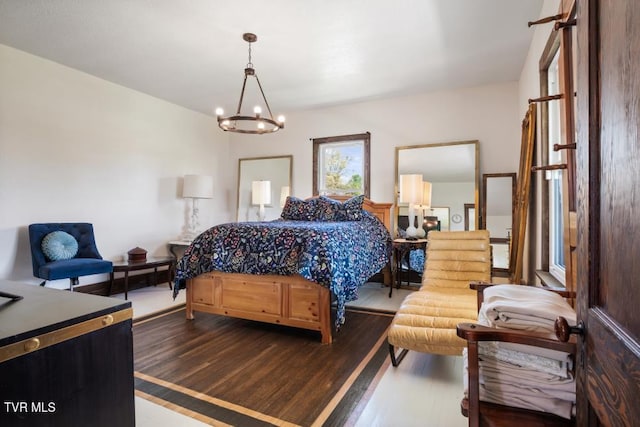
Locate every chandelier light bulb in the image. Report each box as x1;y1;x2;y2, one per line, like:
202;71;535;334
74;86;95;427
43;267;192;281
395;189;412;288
277;115;285;123
215;107;224;116
257;122;265;130
254;106;262;116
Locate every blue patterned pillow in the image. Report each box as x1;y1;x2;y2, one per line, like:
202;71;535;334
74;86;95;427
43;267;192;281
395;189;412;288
280;197;316;221
42;231;79;261
313;197;342;221
281;195;365;221
336;195;365;221
313;195;365;221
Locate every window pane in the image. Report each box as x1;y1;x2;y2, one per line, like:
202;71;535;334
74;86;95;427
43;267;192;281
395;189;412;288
318;141;364;195
548;49;566;283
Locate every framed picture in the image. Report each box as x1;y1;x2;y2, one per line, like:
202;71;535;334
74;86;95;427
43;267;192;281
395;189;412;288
312;132;370;197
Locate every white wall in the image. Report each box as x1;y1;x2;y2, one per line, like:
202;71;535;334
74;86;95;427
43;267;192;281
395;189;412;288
0;44;231;287
228;82;521;213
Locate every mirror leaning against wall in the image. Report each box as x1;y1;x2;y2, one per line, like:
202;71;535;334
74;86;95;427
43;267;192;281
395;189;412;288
237;155;293;222
394;140;480;237
482;173;516;277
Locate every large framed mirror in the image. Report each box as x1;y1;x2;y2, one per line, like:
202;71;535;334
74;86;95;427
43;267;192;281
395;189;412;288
482;173;516;276
510;104;536;284
237;155;293;222
395;140;479;236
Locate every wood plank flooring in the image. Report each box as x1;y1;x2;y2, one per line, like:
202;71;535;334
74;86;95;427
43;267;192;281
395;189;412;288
133;308;393;426
127;284;469;427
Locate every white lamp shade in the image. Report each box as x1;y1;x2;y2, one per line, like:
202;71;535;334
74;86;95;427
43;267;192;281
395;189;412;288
421;181;432;208
252;180;272;205
279;186;290;208
183;175;214;199
399;174;423;204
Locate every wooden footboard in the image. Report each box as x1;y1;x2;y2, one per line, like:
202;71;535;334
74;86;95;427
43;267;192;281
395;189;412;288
186;271;333;344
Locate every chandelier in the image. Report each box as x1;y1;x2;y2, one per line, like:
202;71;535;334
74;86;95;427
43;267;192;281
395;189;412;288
215;33;285;134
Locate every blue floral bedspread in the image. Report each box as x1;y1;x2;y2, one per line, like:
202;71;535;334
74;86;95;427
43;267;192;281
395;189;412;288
173;210;391;326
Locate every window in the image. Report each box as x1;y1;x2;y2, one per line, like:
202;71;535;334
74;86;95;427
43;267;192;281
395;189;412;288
537;7;577;289
547;51;566;284
312;132;370;197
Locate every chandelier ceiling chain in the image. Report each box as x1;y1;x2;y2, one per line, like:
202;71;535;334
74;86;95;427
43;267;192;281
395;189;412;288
215;33;285;135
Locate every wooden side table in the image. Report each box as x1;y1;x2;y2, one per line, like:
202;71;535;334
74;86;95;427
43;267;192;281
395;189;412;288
109;256;175;300
391;238;428;296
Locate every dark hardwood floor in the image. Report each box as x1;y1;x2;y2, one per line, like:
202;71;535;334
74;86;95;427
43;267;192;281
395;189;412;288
133;308;393;426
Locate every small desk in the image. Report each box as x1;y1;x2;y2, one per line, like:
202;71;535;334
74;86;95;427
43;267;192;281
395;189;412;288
392;238;428;296
109;256;175;300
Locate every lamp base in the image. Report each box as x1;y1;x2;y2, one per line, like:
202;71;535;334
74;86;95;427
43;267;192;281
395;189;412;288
405;225;419;238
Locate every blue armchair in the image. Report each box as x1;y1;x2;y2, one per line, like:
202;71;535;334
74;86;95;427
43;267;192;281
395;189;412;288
28;223;113;291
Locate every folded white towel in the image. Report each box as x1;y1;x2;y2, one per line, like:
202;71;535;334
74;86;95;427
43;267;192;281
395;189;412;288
463;349;575;392
480;284;576;332
479;384;575;419
481;370;576;402
479;341;572;378
498;341;574;365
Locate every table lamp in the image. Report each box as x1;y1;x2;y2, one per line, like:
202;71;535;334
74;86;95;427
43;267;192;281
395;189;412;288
400;174;423;238
182;174;214;241
416;181;432;238
252;180;272;221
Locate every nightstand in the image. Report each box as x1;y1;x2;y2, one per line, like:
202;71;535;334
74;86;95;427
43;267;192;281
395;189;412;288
391;238;428;296
168;240;192;259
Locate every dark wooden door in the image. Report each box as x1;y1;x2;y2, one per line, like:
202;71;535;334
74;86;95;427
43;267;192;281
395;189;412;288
575;0;640;425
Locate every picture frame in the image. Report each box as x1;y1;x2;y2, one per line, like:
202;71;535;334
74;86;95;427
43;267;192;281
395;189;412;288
312;132;370;197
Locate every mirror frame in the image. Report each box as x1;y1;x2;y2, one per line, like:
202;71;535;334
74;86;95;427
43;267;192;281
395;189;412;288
482;172;516;276
394;140;480;236
510;105;537;284
236;155;293;222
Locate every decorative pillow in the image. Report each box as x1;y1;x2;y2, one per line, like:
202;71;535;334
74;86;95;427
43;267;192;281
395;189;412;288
41;231;79;261
313;196;342;221
280;197;316;221
336;194;365;221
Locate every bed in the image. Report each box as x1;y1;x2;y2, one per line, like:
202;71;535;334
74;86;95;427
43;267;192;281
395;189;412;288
173;195;392;343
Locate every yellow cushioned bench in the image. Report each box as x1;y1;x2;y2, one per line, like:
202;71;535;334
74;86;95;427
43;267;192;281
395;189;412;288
387;230;491;365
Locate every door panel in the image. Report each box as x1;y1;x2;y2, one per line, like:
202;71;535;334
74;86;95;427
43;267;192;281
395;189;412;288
576;0;640;425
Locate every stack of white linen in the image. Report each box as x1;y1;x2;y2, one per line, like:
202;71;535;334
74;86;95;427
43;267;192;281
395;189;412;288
463;284;577;419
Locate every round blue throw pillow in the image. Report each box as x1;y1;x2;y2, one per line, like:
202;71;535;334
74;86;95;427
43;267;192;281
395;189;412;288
42;231;79;261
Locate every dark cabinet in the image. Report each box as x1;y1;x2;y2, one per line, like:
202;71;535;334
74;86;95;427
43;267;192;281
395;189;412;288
0;280;134;426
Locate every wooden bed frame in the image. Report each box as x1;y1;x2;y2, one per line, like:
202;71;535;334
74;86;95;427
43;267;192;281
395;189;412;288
185;197;392;344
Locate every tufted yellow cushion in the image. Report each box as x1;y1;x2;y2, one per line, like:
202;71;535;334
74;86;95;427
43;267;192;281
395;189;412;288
387;230;491;356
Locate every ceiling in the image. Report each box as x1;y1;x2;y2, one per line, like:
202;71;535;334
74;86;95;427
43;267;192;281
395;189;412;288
0;0;543;116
